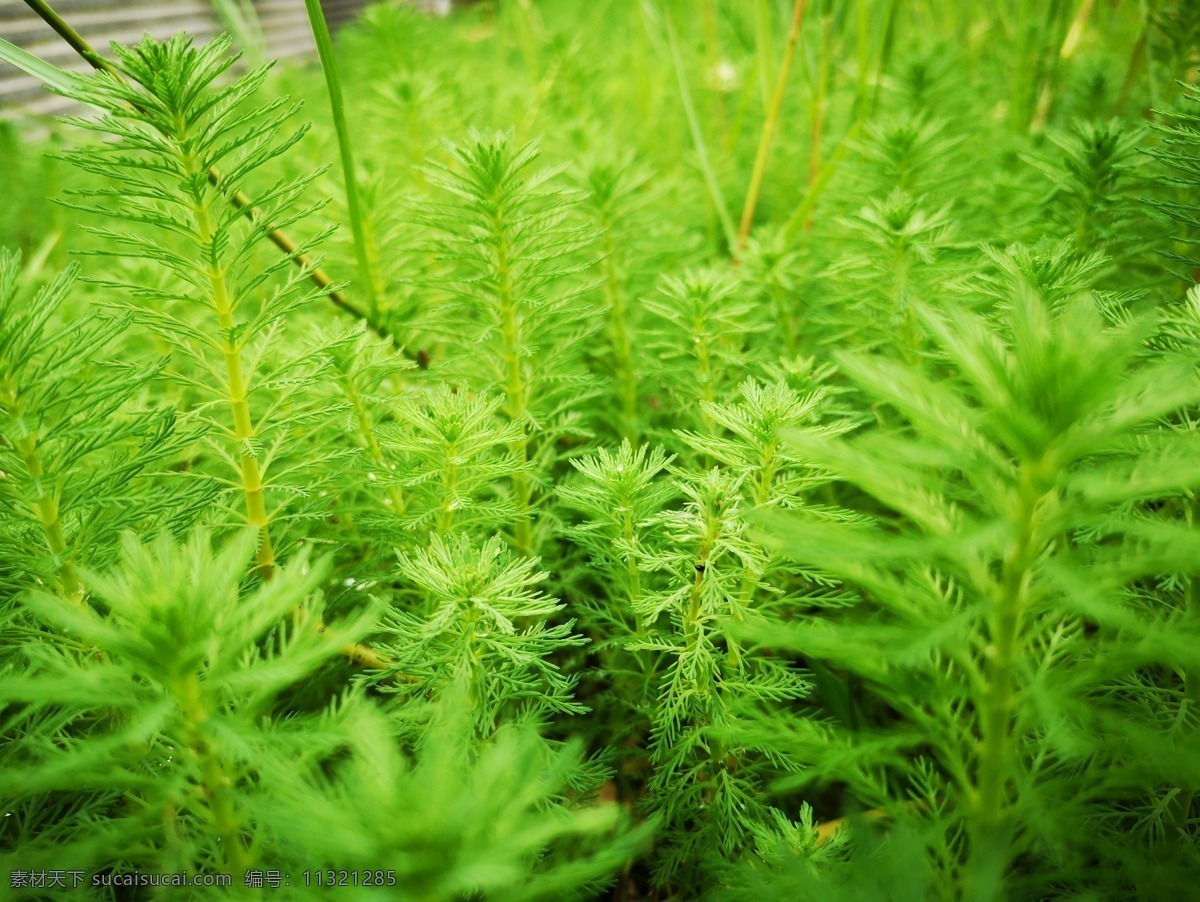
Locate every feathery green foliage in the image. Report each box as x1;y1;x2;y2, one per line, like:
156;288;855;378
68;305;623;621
0;250;202;603
422;132;600;556
57;33;333;576
378;533;587;736
0;2;1198;898
752;284;1200;897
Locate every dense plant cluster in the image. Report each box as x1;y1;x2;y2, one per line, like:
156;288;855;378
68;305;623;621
2;0;1200;898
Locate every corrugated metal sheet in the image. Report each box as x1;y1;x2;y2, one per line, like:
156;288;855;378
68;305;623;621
0;0;384;120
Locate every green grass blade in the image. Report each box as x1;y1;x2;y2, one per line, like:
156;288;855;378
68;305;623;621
0;36;76;95
659;3;737;253
303;0;380;319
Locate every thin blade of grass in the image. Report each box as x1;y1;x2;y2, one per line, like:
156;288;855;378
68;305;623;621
737;0;808;254
0;36;78;95
303;0;381;319
18;0;414;360
658;2;737;253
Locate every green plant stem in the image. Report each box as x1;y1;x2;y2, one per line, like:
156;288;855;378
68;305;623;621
178;678;251;873
633;0;658;120
1059;0;1095;59
755;0;776;111
341;376;406;516
600;226;640;442
509;0;542;78
663;6;737;253
14;438;77;597
888;243;921;364
782;119;864;240
3;388;80;598
517;40;577;141
685;539;714;662
855;0;870;114
494;229;534;556
968;462;1043;898
21;0;112;73
852;0;898;122
807;15;832;200
1009;0;1043;131
188;193;275;578
726;54;761;154
20;0;422;363
303;0;379;321
438;452;460;534
696;332;717;434
737;0;808;256
1117;0;1156;115
620;504;643;613
732;444;777;620
701;0;730;148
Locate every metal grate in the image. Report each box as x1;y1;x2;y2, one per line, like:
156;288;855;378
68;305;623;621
0;0;380;121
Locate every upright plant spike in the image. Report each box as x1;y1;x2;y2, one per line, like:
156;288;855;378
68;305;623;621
304;0;380;321
560;440;676;629
820;189;956;362
577;156;656;443
322;326;411;522
385;385;526;539
756;285;1200;898
644;269;765;442
559;440;677;762
1032;118;1153;285
0;249;201;601
681;376;841;510
973;238;1109;313
377;534;588;737
424;133;600;556
841;114;967;202
308;324;413;586
734;225;809;356
632;466;809;892
738;0;808;255
0;529;377;876
14;0;414;356
53;35;328;576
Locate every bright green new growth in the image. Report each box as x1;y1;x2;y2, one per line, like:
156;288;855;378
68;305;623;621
754;283;1200;897
1;3;1200;899
561;440;676;626
576;156;655;443
423;133;599;556
2;530;368;875
57;34;330;577
633;466;809;888
1;529;637;895
386;384;525;537
645;269;761;435
0;250;198;602
379;533;587;736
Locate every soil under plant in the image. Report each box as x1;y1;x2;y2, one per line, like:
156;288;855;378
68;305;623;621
1;1;1200;899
